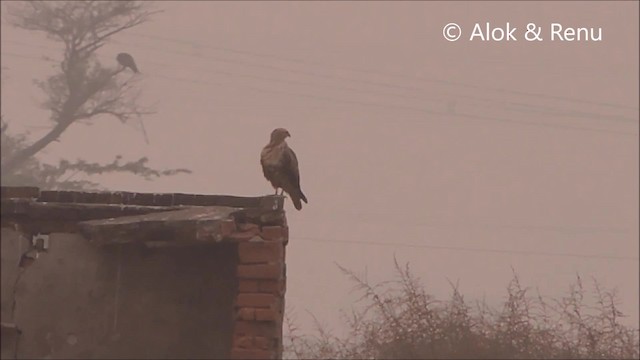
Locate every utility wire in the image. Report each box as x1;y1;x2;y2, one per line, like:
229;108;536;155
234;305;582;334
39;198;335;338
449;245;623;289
114;37;639;122
126;31;639;111
297;236;640;262
4;39;638;125
107;39;640;125
2;51;636;137
294;215;633;235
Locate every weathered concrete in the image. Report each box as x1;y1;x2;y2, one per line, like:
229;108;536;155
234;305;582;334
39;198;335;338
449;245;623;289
0;229;25;324
78;206;240;246
1;228;28;359
3;231;238;359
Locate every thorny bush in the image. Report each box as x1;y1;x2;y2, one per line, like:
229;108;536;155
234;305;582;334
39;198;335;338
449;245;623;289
285;259;639;359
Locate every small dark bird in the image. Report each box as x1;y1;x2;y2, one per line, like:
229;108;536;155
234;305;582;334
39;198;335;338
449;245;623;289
260;128;308;210
116;53;139;73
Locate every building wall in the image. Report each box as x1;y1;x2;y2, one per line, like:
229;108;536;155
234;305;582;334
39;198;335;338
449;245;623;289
1;229;238;359
1;187;288;359
1;228;26;360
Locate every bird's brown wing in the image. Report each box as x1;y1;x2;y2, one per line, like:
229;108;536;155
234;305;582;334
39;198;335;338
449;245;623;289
282;146;300;189
281;145;307;208
260;150;275;185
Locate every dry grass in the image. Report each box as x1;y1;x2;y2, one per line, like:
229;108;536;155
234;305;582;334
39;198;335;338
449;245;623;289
285;259;639;359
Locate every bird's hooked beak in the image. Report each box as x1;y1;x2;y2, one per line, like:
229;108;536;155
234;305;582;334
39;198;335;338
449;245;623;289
286;131;291;138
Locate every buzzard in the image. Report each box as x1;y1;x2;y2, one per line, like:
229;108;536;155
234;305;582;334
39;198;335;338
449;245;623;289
116;53;139;73
260;128;308;210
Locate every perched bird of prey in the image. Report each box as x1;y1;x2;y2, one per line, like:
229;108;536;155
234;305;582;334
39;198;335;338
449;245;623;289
116;53;139;73
261;128;308;210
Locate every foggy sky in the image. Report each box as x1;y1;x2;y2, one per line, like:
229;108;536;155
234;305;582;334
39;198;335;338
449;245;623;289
1;1;638;333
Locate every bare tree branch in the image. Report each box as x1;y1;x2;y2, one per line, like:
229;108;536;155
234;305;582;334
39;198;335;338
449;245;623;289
2;119;191;190
2;1;160;175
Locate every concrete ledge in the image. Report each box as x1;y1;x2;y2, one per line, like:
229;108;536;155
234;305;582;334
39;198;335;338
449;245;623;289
1;187;285;210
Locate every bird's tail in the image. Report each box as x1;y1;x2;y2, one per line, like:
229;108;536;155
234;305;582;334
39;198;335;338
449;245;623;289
292;196;303;210
291;190;307;211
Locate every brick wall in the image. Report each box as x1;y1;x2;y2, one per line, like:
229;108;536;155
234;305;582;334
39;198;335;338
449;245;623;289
217;219;288;359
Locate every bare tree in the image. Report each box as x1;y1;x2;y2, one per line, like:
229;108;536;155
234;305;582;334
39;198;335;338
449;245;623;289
1;1;188;188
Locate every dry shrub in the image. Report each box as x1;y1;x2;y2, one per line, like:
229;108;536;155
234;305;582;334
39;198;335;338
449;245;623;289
285;259;639;359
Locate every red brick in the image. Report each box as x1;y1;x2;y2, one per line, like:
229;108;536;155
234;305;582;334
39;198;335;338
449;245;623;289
229;231;261;242
234;321;279;338
255;308;279;322
237;264;283;280
254;336;273;350
238;223;261;233
236;293;277;308
258;280;286;295
230;348;275;359
233;335;253;348
232;335;276;350
239;242;283;264
260;226;284;241
239;280;259;292
236;307;255;321
219;219;237;237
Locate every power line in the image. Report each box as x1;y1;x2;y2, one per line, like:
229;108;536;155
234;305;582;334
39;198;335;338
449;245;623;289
1;41;494;110
507;102;637;124
295;215;633;235
120;37;640;121
127;31;639;111
2;50;636;137
110;38;639;125
101;49;638;135
5;39;638;126
4;28;638;126
297;236;640;262
113;38;507;106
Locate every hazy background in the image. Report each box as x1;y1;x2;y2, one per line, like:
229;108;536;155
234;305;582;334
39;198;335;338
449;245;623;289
2;1;638;333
